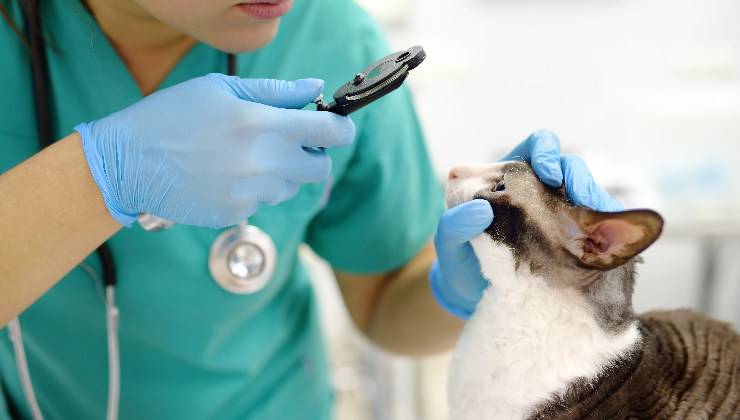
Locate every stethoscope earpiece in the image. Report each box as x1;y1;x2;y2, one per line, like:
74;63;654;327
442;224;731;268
208;221;277;294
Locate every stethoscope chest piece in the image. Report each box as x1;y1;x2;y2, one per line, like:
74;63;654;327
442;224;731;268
208;222;277;294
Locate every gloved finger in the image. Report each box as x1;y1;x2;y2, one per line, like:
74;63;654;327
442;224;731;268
278;182;300;203
435;199;494;248
227;201;262;227
264;181;301;205
278;148;332;184
276;108;356;149
220;76;324;109
198;200;261;229
561;154;623;212
500;130;564;188
259;181;300;205
230;175;296;205
239;201;261;221
251;139;332;183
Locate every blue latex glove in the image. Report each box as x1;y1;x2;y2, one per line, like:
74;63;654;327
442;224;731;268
76;74;355;228
430;130;622;319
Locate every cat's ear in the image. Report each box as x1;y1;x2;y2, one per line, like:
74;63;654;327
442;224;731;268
561;208;664;270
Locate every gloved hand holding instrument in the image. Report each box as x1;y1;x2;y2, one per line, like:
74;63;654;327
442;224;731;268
77;46;426;230
76;46;427;294
430;130;624;319
76;75;355;230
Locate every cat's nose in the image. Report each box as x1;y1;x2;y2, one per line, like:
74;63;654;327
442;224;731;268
448;166;466;180
449;163;506;180
448;166;478;180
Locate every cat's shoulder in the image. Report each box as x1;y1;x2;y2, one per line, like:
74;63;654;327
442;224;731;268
637;309;740;371
638;309;739;339
634;311;740;417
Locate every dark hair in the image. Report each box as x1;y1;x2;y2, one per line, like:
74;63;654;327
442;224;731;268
0;0;30;49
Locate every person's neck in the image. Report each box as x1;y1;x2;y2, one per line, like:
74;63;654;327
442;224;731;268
84;0;197;95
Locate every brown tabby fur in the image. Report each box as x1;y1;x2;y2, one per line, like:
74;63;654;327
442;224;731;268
529;310;740;419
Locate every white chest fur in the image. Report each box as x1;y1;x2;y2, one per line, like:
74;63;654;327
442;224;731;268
448;236;640;420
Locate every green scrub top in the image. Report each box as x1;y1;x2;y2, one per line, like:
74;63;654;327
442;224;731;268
0;0;444;419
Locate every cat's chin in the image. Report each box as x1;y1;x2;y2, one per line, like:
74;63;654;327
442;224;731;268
444;190;471;209
469;235;516;286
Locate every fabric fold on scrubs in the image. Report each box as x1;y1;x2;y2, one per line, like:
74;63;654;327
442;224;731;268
307;85;444;274
0;379;11;420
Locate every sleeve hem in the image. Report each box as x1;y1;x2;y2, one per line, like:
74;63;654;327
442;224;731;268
312;232;433;275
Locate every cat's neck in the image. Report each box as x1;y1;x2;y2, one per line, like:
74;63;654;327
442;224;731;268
448;237;641;420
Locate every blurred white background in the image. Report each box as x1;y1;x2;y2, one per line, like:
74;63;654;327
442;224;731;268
306;0;740;419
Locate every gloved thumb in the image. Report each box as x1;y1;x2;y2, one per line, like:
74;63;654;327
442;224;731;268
500;130;564;188
224;77;324;109
561;154;624;212
435;200;494;247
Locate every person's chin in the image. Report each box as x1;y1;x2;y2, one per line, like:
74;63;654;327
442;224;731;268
214;21;281;54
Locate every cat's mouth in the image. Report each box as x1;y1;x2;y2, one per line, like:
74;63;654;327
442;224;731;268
445;163;507;208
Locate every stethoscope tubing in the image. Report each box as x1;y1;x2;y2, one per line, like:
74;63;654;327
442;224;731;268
104;286;120;420
7;319;43;420
7;261;121;420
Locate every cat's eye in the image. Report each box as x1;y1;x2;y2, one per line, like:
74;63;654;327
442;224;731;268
494;180;506;192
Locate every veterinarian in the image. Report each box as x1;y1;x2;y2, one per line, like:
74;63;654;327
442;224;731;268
0;0;620;419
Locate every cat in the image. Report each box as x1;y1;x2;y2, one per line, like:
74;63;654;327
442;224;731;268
446;161;740;420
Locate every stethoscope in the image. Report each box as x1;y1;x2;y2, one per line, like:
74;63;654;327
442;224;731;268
6;3;425;416
139;215;277;294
